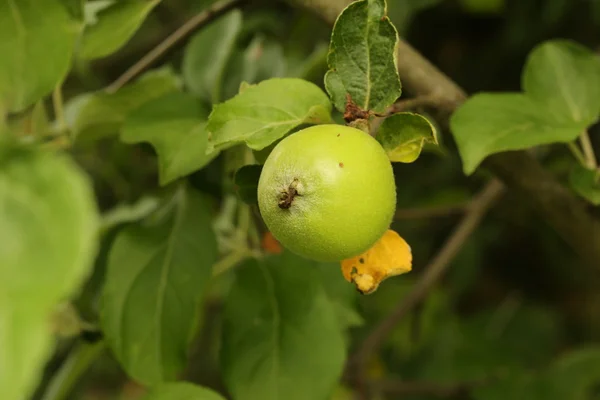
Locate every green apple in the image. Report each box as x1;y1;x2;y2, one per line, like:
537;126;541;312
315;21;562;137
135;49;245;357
257;124;396;262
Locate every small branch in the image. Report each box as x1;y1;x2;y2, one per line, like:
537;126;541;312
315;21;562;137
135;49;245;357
384;95;443;115
580;130;597;169
395;203;469;220
371;378;488;398
41;341;104;400
350;179;504;396
105;0;245;93
567;142;587;167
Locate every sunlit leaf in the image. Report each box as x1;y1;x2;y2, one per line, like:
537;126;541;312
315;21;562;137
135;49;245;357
206;78;332;152
341;229;412;294
78;0;160;60
142;382;226;400
0;0;81;112
0;144;99;400
376;112;437;163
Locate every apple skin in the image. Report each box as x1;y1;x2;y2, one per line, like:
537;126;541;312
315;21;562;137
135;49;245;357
257;124;396;262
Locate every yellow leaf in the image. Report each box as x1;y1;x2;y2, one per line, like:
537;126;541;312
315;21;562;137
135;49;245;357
341;230;412;294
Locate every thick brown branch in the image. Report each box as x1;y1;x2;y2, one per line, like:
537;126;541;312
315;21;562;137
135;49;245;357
283;0;600;269
106;0;245;93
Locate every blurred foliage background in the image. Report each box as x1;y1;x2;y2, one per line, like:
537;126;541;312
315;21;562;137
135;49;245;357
34;0;600;399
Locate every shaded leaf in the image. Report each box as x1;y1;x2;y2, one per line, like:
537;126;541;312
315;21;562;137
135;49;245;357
142;382;226;400
65;67;181;141
376;112;437;163
341;230;412;294
121;92;215;185
451;40;600;175
325;0;402;113
101;185;218;385
233;164;262;204
451;93;587;174
183;9;243;104
0;145;99;400
78;0;160;60
569;164;600;205
206;78;332;152
0;0;81;112
221;253;345;400
522;39;600;125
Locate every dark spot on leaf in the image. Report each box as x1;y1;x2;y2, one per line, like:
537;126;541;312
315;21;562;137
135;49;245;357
359;257;364;264
351;266;358;276
337;133;340;137
339;162;344;168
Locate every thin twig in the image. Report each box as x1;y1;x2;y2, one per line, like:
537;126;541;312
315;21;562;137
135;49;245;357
52;84;66;133
385;94;442;115
371;378;489;398
350;179;505;397
567;142;587;167
395;203;469;219
105;0;245;93
580;130;597;169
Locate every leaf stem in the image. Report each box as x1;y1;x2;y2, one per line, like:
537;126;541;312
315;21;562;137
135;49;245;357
567;142;587;167
212;248;254;276
105;0;246;93
580;130;597;169
41;341;104;400
52;84;66;134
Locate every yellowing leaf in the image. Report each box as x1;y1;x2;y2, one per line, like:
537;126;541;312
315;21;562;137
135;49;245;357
341;230;412;294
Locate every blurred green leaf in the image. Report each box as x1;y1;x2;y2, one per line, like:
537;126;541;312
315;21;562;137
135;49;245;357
324;0;402;113
569;164;600;205
183;9;243;104
458;0;505;14
233;164;262;204
473;347;600;400
388;0;442;33
142;382;226;400
66;67;181;141
221;252;346;400
451;40;600;174
451;93;588;175
101;185;218;385
77;0;160;60
206;78;332;152
121;92;216;185
0;145;99;400
0;0;81;112
100;196;160;233
523;40;600;125
376;112;437;163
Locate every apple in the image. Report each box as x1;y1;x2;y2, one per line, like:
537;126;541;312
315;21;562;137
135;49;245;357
257;124;396;262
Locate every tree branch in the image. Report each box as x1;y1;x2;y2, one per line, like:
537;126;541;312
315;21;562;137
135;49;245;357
349;179;504;397
283;0;600;269
106;0;246;93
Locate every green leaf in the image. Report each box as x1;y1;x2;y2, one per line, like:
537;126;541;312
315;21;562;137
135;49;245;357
101;185;218;385
66;67;181;141
315;263;363;332
451;93;588;175
324;0;402;113
206;78;332;152
376;112;437;163
221;252;346;400
78;0;160;60
522;39;600;125
233;164;262;204
0;0;81;112
183;9;243;104
0;145;99;400
569;165;600;205
121;92;216;186
451;39;600;175
142;382;226;400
